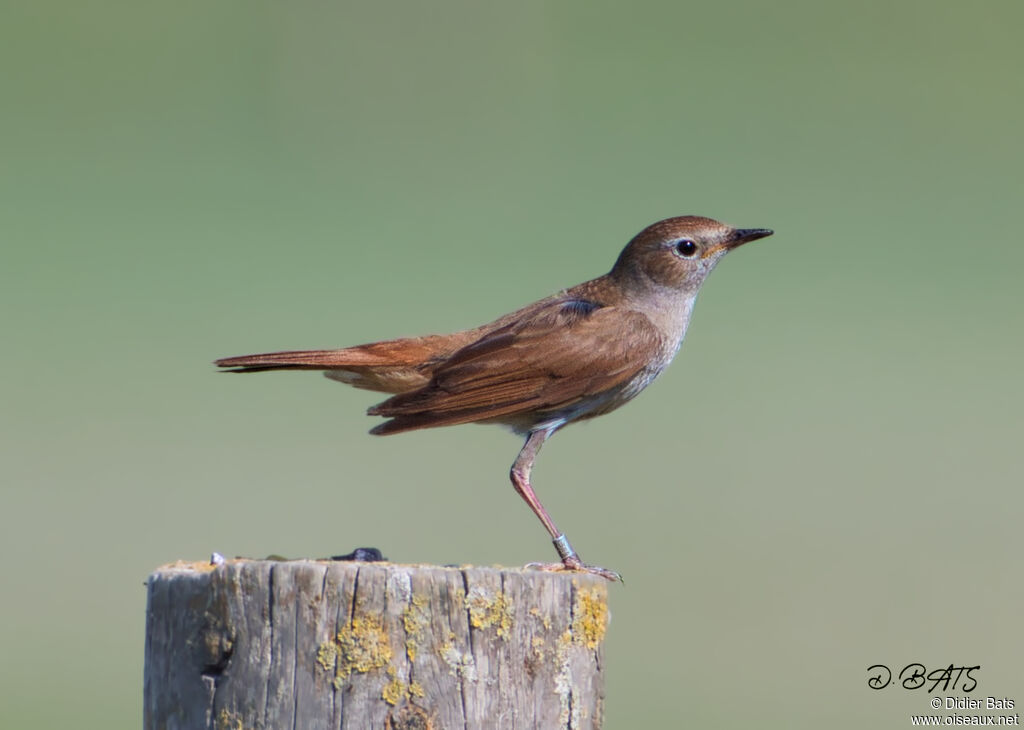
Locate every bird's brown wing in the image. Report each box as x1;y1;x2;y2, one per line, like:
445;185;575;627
368;300;665;434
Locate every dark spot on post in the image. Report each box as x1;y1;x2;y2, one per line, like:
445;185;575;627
385;704;433;730
201;640;234;678
331;547;387;562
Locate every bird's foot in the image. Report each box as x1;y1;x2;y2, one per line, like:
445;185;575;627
523;533;623;581
525;557;623;583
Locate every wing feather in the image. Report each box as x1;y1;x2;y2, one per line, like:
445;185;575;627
369;300;664;434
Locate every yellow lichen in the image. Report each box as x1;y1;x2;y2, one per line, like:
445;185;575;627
554;631;574;727
215;708;244;730
571;585;609;649
316;641;337;671
438;641;477;681
451;587;466;610
382;677;405;706
402;594;429;662
529;605;552;630
317;614;393;689
465;585;513;638
339;615;392;676
381;665;426;706
531;635;546;660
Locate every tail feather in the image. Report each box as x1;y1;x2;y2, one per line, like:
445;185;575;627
215;349;375;372
215;334;463;371
215;334;477;392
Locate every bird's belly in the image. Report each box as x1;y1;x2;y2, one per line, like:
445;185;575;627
490;361;671;436
572;363;669;420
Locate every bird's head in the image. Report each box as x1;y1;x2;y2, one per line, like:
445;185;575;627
610;216;773;294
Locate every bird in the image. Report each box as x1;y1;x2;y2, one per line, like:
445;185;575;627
216;216;773;581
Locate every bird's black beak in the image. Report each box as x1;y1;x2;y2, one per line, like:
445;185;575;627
726;228;774;249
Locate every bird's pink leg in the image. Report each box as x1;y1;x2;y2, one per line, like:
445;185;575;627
510;429;622;582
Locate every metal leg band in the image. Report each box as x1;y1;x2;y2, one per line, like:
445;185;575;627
552;534;577;561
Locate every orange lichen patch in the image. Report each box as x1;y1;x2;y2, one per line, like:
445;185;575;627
318;615;393;689
571;585;609;649
465;585;513;639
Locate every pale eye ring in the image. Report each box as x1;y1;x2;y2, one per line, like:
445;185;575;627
674;239;698;258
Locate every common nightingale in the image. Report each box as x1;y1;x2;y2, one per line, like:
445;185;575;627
217;216;773;580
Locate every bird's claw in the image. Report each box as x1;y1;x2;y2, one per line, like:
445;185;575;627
524;559;623;583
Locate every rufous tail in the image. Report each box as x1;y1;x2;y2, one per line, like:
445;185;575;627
215;334;474;393
215;349;373;372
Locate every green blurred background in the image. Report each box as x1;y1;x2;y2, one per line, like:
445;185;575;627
3;1;1022;727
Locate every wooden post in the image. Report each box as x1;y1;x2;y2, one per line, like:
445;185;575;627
144;560;609;730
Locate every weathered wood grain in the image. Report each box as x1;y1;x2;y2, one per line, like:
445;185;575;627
144;560;609;729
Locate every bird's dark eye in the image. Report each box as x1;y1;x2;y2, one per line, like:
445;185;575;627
674;239;698;258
